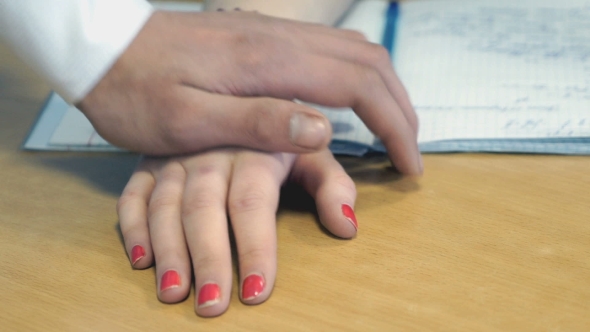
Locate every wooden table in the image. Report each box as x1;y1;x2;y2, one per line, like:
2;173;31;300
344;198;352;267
1;35;589;331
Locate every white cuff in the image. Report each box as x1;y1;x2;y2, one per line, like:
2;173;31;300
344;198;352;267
0;0;154;104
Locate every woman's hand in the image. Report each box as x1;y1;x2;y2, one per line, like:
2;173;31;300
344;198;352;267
117;149;358;317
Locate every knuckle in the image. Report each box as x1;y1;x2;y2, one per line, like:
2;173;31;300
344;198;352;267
229;188;270;213
159;162;186;182
158;105;207;152
193;164;219;177
116;190;141;214
332;172;357;197
182;191;224;219
361;43;391;67
243;101;278;146
147;165;186;215
185;159;227;178
147;195;178;216
238;246;272;266
341;29;367;41
192;254;225;270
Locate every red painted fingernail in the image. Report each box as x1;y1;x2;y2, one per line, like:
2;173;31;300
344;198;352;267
198;283;221;308
242;274;265;300
131;245;145;266
342;204;358;230
160;270;181;292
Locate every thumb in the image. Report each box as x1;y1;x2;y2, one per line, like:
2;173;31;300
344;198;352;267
165;89;333;154
290;149;358;239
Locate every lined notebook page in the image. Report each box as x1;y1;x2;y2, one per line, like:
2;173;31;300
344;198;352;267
395;0;590;144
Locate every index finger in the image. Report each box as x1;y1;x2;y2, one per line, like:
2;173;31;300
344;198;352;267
240;51;422;175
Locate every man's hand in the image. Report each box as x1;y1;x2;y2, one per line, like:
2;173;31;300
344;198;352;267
79;10;422;175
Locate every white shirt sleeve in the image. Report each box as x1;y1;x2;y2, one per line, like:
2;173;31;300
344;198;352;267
0;0;154;104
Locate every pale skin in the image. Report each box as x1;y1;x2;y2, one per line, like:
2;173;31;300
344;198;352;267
116;1;420;317
119;149;358;317
78;0;422;175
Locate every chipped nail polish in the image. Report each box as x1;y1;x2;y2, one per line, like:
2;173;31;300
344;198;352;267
160;270;181;292
131;245;145;266
198;283;221;308
342;204;358;230
242;274;265;301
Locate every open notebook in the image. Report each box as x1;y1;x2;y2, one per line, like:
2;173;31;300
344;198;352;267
23;0;590;155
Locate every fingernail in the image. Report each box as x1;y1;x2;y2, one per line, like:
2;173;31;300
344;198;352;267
290;113;329;149
342;204;358;230
198;283;221;308
131;245;145;266
242;274;265;301
160;270;181;292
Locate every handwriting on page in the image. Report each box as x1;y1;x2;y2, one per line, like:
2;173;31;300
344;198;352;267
396;0;590;142
411;6;590;62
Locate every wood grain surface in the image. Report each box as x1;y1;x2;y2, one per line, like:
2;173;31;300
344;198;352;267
1;12;589;331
